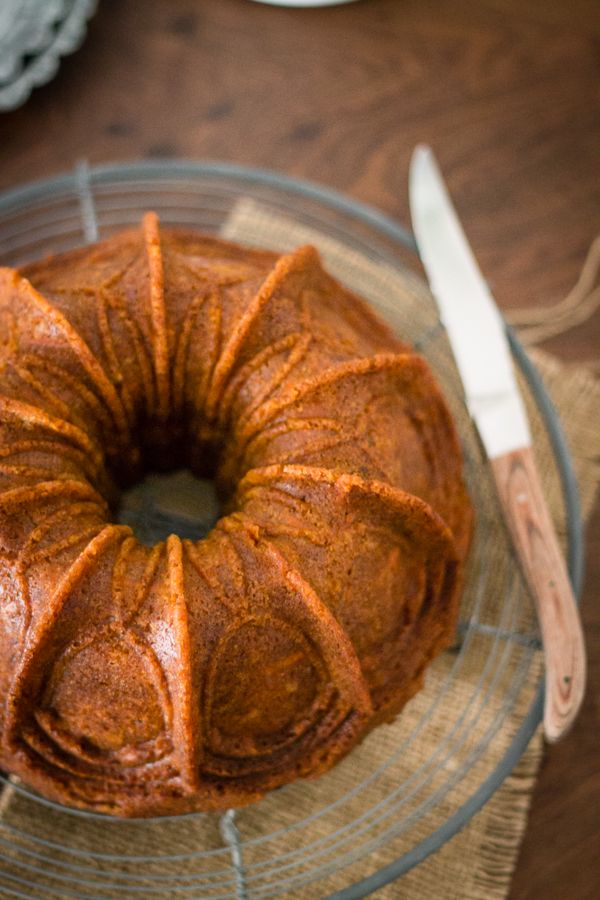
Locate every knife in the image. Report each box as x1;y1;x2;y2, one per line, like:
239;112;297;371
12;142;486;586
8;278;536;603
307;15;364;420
409;145;586;742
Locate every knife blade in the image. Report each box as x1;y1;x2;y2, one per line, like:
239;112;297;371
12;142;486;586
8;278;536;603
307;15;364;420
409;145;586;742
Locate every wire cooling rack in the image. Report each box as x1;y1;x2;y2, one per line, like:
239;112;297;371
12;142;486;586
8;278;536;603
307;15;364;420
0;161;582;899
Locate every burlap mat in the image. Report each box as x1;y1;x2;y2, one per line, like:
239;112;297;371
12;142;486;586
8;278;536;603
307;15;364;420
0;200;598;899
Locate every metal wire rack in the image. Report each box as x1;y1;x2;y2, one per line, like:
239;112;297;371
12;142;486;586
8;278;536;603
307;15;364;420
0;161;582;899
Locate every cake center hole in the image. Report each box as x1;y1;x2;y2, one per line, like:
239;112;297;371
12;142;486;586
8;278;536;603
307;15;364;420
116;469;222;545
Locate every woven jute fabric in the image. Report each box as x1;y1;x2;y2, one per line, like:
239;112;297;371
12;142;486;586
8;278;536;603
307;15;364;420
0;201;598;900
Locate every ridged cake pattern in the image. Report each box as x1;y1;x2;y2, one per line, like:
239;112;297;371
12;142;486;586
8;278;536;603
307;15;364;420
0;213;472;815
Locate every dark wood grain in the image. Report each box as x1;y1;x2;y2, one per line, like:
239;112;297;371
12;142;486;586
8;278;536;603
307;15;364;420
0;1;598;896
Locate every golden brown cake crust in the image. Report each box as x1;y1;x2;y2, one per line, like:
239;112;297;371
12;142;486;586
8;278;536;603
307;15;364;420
0;214;472;816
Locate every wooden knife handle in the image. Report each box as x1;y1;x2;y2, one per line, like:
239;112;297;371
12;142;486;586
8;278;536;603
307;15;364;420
491;447;586;742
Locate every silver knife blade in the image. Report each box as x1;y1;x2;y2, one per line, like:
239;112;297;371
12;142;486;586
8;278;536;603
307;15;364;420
409;145;530;459
409;145;587;743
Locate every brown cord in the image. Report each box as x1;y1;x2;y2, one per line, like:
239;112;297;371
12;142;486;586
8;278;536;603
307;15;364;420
508;235;600;358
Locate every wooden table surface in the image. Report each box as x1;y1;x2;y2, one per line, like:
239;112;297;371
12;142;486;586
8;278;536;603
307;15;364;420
0;1;598;896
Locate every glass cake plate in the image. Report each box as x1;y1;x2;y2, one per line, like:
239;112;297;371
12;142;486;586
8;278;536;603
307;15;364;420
0;161;582;899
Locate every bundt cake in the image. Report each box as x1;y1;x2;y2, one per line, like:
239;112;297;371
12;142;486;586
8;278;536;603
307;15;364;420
0;213;472;816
